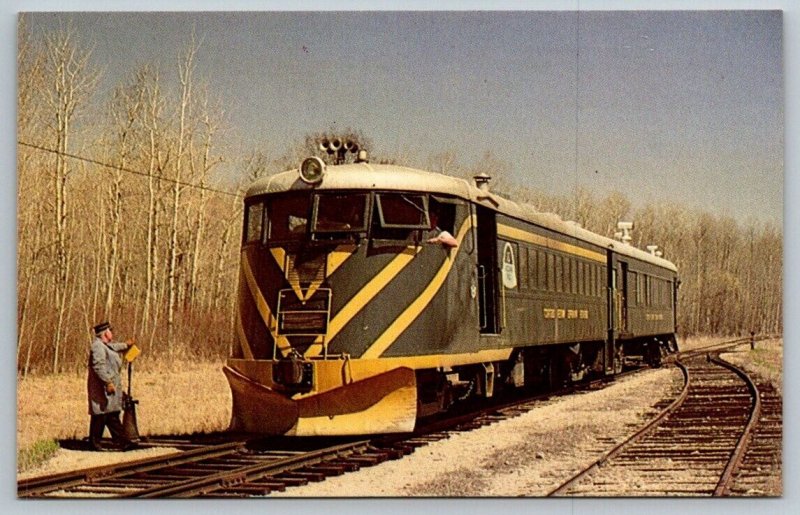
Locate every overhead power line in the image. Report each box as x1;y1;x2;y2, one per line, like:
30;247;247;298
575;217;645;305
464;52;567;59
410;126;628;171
17;140;243;198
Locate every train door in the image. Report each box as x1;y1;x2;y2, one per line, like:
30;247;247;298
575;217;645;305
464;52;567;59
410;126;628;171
605;249;616;374
620;261;629;334
476;206;499;334
672;277;680;332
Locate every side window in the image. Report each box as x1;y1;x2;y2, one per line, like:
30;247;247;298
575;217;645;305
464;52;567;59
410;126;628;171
579;262;585;296
372;193;430;241
376;193;429;228
555;255;564;293
245;202;264;244
519;245;528;290
630;271;639;306
655;279;661;307
570;259;577;294
537;249;546;290
547;252;555;292
600;266;607;297
667;281;675;309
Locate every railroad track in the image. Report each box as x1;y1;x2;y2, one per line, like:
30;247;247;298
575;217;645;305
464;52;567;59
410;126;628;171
724;368;782;496
18;438;401;498
548;347;772;496
19;365;647;498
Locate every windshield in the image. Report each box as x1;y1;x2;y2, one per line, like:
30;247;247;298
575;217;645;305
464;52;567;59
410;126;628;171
267;194;310;243
312;193;369;235
255;191;439;245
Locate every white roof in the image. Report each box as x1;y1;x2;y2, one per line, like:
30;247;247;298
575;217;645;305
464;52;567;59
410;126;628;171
246;163;678;272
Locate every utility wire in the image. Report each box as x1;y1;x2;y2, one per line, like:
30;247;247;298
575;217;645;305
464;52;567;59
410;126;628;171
18;140;244;198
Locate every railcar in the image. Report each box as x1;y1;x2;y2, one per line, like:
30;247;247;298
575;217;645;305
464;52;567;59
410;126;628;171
223;153;678;436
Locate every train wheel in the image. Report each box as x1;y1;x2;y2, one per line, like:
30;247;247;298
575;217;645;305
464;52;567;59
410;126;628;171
613;344;624;375
646;341;662;368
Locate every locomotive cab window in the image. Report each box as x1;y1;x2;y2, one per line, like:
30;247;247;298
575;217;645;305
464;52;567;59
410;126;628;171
245;202;264;244
372;193;430;241
266;194;310;244
375;193;429;228
311;193;369;240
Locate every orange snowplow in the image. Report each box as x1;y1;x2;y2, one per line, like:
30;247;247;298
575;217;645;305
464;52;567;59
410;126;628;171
223;364;417;436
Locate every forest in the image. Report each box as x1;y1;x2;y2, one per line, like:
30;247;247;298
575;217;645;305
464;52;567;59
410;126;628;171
16;23;782;376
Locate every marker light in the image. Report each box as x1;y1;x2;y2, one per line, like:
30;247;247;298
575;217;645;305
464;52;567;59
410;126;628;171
299;157;326;184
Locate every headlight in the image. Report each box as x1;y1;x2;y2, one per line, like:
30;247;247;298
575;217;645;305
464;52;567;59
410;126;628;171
299;157;326;184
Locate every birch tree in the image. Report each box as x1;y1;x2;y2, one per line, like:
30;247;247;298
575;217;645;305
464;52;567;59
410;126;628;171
42;26;99;372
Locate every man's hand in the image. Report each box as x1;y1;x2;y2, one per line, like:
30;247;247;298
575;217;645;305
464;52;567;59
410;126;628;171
105;382;116;395
125;338;136;349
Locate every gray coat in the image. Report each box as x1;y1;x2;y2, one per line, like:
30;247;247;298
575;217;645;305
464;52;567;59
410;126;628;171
87;337;127;415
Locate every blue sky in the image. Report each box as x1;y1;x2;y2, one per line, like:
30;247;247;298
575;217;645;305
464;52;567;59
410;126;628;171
19;9;783;224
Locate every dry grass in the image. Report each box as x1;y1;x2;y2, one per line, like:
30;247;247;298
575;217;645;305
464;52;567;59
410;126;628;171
676;335;783;392
721;338;783;393
678;335;732;352
17;359;231;454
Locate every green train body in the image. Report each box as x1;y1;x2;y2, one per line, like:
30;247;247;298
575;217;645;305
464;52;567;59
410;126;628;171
224;159;678;436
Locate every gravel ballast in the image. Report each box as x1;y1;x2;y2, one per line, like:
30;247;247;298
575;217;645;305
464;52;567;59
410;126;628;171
275;367;683;497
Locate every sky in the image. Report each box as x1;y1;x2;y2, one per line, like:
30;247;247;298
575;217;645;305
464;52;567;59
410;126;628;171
18;8;783;225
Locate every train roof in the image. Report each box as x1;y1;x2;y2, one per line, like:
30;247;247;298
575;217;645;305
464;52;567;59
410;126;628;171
246;162;678;273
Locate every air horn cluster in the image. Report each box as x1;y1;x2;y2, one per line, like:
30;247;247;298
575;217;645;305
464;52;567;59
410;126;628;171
320;138;360;164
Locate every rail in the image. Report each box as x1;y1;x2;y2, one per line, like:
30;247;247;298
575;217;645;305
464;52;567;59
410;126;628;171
548;344;763;496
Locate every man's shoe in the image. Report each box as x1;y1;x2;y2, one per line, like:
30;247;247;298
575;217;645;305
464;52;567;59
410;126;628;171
120;441;139;452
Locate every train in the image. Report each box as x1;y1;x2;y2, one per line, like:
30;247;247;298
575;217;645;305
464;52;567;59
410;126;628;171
223;147;679;436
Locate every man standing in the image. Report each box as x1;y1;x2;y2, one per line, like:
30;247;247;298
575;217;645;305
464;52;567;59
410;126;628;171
87;321;135;451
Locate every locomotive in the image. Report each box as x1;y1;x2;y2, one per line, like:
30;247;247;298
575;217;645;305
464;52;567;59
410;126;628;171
223;149;678;436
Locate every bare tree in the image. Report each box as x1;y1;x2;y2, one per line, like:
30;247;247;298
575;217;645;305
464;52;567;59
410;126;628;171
165;36;199;345
102;70;146;315
42;25;99;372
140;65;167;338
187;87;224;308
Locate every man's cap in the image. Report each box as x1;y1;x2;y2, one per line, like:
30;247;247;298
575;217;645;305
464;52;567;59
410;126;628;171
93;321;112;335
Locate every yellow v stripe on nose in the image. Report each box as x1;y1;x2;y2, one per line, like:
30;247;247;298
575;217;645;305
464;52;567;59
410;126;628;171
271;245;357;302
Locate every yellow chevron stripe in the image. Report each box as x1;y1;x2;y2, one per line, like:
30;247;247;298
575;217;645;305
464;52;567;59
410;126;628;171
361;215;475;359
270;247;308;302
303;245;423;358
241;255;291;357
272;245;357;303
327;244;357;277
235;311;255;360
300;244;357;301
270;247;286;272
497;224;605;263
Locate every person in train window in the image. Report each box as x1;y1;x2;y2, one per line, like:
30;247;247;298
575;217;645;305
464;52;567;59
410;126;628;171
426;204;458;248
87;322;137;451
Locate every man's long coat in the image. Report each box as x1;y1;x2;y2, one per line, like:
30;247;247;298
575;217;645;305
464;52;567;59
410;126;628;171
87;337;127;415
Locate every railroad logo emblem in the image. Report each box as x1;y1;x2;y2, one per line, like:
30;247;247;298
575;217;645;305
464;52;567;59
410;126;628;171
502;242;517;289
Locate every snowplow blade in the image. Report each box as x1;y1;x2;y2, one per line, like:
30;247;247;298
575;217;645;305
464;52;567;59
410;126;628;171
223;365;418;436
